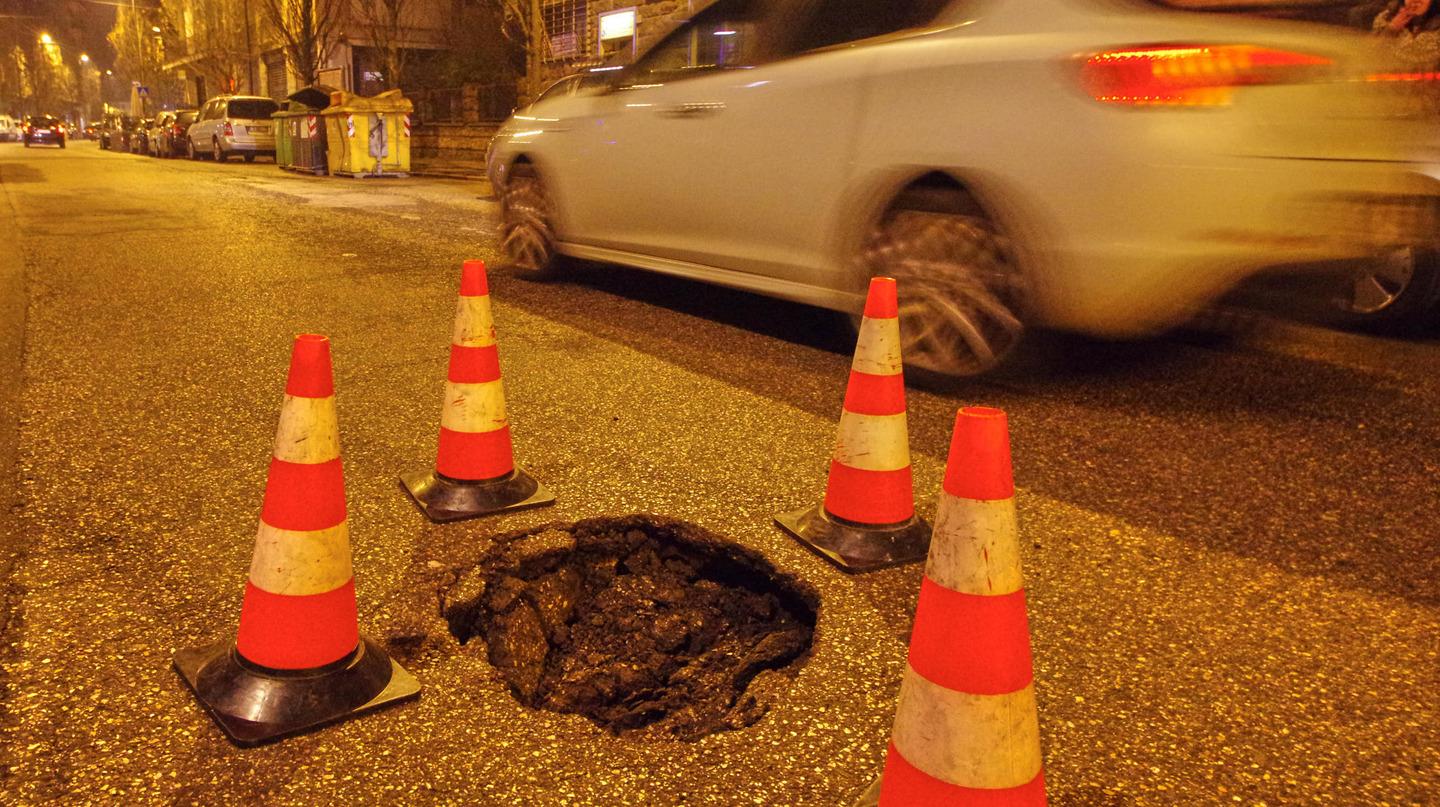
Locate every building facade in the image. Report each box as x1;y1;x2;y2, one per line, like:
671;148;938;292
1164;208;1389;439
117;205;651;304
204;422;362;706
163;0;450;105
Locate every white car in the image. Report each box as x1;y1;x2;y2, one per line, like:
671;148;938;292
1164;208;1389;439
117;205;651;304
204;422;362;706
486;0;1440;375
187;95;279;162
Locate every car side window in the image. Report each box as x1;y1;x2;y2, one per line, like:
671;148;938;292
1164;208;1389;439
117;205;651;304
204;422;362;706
625;0;765;84
788;0;952;52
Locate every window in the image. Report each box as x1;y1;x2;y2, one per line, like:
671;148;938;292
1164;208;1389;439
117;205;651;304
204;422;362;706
628;0;765;83
789;0;952;52
543;0;587;59
227;99;279;120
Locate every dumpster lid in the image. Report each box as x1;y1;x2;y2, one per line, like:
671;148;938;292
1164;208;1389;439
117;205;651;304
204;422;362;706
326;88;414;114
288;85;339;111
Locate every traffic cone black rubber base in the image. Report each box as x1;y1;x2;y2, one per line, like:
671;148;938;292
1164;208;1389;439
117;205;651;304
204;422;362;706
775;505;931;573
399;467;555;523
173;635;420;747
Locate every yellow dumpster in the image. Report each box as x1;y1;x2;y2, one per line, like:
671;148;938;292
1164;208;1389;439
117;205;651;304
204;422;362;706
322;89;412;178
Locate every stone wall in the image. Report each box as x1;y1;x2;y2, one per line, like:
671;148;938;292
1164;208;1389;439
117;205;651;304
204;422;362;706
411;121;501;162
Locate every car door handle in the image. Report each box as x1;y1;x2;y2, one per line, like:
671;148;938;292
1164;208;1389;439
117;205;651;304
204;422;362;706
657;102;725;118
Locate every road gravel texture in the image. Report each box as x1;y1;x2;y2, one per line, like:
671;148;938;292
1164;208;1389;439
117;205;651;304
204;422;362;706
0;145;1436;805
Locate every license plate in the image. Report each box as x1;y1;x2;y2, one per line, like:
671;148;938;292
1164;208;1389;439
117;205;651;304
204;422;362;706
248;126;269;134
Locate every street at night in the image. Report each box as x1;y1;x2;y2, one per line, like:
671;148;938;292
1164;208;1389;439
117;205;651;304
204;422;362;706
0;142;1436;804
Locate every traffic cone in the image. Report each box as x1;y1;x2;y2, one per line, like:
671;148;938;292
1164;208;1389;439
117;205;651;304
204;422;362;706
173;334;421;746
861;406;1046;805
400;259;555;522
775;277;930;571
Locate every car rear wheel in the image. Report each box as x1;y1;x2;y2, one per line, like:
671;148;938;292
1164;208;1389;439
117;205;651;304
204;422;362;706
213;139;226;162
1334;247;1440;334
859;192;1026;377
501;164;565;279
243;153;255;163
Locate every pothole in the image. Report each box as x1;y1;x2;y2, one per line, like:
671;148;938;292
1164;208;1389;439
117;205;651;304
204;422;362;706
440;515;818;740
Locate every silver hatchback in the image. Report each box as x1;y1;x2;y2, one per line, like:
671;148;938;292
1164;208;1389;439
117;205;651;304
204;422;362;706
187;95;280;163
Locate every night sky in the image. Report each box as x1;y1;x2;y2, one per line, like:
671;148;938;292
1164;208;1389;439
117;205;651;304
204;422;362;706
0;0;120;69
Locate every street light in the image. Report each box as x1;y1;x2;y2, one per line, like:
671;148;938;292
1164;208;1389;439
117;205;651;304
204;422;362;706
80;53;90;63
151;26;161;33
39;33;53;45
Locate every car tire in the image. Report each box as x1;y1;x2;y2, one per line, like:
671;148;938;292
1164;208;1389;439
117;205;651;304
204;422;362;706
213;139;226;162
58;139;64;149
243;153;255;163
858;190;1026;377
1334;247;1440;335
501;163;566;279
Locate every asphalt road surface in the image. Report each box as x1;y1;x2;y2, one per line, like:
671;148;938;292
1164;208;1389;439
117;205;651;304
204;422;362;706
0;142;1436;805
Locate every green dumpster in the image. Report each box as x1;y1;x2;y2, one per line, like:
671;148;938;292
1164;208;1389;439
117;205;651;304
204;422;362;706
322;89;413;178
271;107;299;170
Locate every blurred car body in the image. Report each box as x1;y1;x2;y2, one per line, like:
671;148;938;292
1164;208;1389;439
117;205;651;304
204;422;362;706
155;109;197;158
22;116;65;148
145;113;173;156
97;113;124;150
129;118;152;154
187;95;279;162
101;114;137;152
0;115;19;142
487;0;1440;374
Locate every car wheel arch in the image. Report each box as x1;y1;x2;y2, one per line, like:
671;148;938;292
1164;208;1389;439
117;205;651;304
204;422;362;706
837;167;1047;312
503;154;571;238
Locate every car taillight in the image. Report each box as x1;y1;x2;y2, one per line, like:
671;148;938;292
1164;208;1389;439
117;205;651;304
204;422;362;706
1080;45;1333;107
223;121;234;137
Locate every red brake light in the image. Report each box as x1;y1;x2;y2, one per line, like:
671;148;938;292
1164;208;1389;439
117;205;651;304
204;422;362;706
223;121;234;137
1080;45;1333;107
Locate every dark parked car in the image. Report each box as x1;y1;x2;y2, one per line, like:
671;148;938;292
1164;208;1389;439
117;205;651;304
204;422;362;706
22;115;65;148
155;109;197;158
129;118;152;154
99;113;135;151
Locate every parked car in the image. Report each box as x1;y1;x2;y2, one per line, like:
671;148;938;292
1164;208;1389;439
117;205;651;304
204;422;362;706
0;115;20;142
154;109;197;158
144;113;171;156
486;0;1440;375
129;118;152;154
22;115;65;148
97;113;121;149
187;95;279;162
100;114;136;151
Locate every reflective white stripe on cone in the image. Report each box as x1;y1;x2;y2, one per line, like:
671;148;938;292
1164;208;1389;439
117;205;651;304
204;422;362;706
877;406;1046;805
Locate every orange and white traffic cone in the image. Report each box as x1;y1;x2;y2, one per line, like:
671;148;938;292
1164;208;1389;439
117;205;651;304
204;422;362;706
174;334;420;746
775;277;930;571
400;260;554;522
860;406;1046;805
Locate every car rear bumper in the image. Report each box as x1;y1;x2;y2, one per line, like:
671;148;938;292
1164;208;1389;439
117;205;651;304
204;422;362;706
1024;159;1440;336
223;136;275;152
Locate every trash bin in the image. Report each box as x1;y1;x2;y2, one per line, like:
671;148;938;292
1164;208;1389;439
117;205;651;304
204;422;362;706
288;86;335;176
322;89;413;178
271;107;298;170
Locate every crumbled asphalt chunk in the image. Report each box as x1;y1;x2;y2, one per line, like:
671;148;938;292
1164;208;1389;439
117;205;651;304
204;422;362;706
442;514;818;740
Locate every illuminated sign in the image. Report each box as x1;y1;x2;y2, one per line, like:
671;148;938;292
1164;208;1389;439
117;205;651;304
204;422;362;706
599;9;636;41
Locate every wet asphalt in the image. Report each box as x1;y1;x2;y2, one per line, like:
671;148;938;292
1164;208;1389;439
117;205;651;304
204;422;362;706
0;142;1436;806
